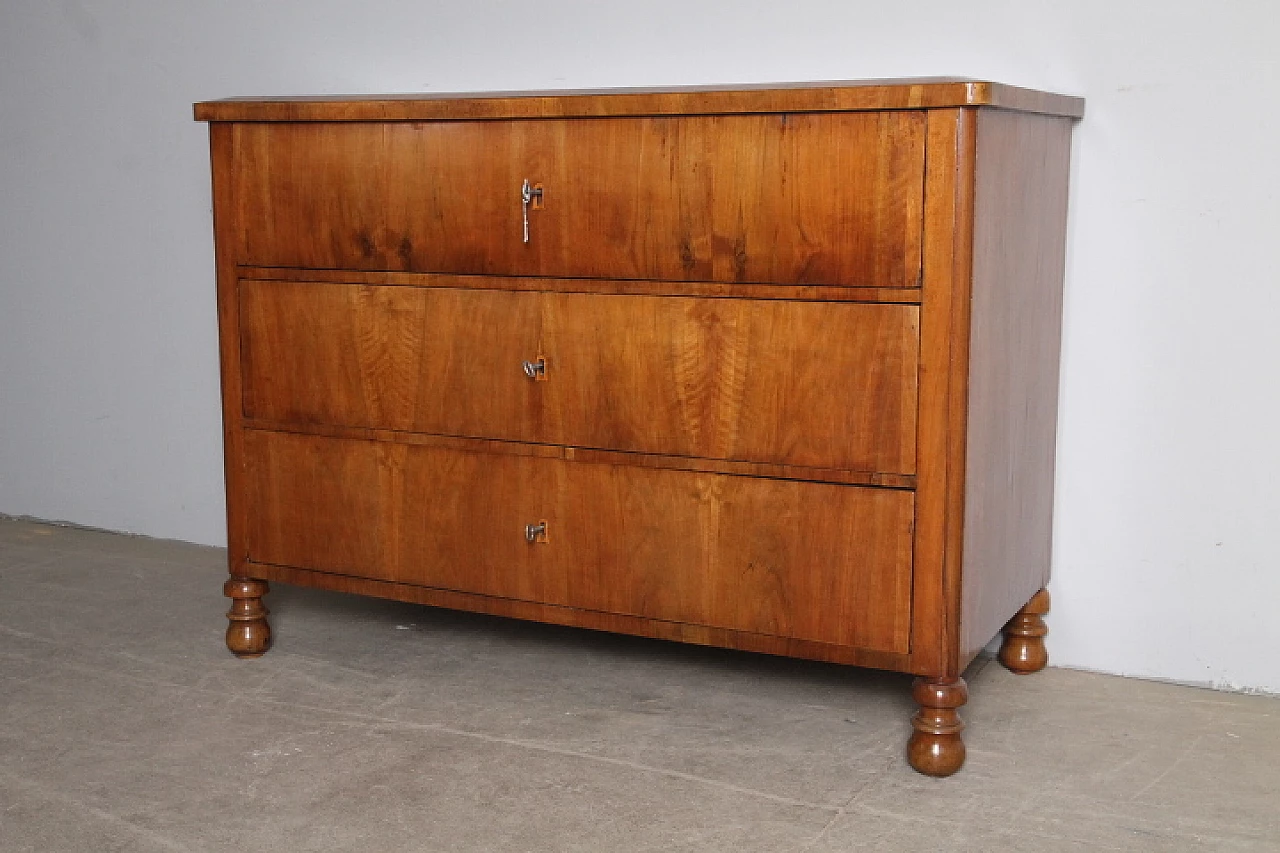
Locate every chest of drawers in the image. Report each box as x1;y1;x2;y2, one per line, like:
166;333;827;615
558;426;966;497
196;79;1082;776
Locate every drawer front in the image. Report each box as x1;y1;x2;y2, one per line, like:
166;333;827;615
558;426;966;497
233;113;924;287
240;280;920;474
244;431;915;653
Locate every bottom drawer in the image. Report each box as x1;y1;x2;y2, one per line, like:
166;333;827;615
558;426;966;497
243;431;915;654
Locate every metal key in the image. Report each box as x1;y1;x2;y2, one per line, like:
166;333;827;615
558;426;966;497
521;179;543;243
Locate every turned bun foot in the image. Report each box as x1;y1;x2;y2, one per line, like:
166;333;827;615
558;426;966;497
999;588;1050;674
907;676;967;777
224;578;271;658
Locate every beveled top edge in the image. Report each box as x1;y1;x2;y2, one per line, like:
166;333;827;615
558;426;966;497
194;78;1084;122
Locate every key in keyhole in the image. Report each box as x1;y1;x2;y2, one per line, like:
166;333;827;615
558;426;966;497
521;179;543;243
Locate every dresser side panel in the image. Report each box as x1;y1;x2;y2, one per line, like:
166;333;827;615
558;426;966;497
959;110;1074;665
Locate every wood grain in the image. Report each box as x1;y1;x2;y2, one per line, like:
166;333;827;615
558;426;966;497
243;430;916;654
908;108;976;677
208;124;253;577
195;78;1084;122
232;113;925;287
233;123;388;270
239;280;919;473
239;421;917;489
246;561;917;673
958;110;1074;665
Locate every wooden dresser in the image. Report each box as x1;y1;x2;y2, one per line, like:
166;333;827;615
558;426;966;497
195;79;1082;776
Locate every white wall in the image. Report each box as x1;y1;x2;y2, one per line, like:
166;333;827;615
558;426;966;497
2;1;1277;693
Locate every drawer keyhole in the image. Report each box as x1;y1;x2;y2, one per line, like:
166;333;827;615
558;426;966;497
522;357;547;380
525;521;549;544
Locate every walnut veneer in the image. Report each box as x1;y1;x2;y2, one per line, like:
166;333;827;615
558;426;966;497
196;78;1081;776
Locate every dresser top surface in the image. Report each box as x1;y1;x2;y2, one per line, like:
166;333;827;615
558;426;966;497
194;78;1084;123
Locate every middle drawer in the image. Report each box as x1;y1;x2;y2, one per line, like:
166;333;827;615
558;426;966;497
239;280;919;474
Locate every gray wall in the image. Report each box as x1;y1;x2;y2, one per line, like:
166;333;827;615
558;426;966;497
2;1;1277;692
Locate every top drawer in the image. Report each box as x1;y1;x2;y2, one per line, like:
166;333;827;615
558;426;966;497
232;113;924;287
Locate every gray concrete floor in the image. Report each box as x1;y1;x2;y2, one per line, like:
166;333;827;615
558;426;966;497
0;517;1276;852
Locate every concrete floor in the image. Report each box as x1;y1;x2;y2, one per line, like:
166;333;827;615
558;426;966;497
0;517;1276;852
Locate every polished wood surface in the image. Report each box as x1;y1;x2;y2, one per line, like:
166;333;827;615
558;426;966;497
908;108;976;678
243;430;916;653
248;561;914;673
999;589;1051;674
958;110;1074;666
199;81;1081;776
232;113;924;287
907;676;968;777
239;280;919;473
240;421;917;488
210;125;248;574
195;78;1084;122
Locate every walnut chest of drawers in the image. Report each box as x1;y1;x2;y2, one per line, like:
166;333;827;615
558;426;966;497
196;79;1082;776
